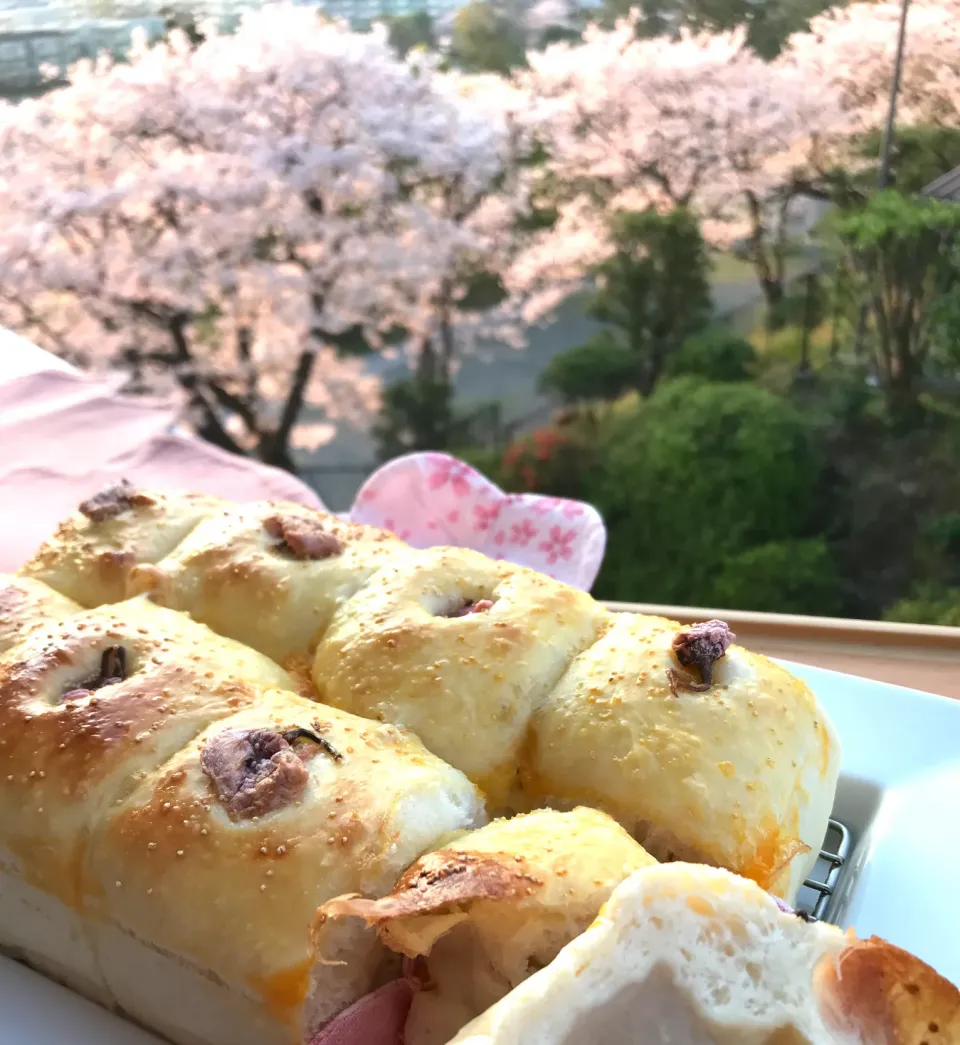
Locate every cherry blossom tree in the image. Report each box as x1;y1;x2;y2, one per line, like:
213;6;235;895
0;7;524;471
510;17;848;314
784;0;960;137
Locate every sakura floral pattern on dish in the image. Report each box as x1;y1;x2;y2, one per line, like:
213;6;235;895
349;451;607;591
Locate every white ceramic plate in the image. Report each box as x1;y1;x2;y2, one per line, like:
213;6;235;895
2;659;959;1045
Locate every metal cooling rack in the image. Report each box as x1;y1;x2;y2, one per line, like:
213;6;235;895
796;818;852;923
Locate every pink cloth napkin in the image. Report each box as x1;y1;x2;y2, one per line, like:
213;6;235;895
0;366;323;572
350;452;606;590
2;352;606;587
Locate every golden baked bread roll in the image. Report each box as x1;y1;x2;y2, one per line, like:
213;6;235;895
85;690;485;1045
18;481;224;606
127;500;410;669
18;487;840;908
521;613;841;900
321;807;657;1045
0;573;81;653
0;596;295;1000
445;863;960;1045
311;546;606;808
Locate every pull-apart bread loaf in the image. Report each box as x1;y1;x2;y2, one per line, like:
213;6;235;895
322;807;658;1045
446;862;960;1045
3;482;955;1045
13;481;840;906
0;594;485;1045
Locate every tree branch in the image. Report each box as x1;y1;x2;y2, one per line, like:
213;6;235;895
273;349;317;454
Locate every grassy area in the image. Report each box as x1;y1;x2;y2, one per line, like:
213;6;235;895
711;251;814;286
711;252;758;283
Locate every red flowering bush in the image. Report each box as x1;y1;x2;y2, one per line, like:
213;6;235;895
499;425;595;500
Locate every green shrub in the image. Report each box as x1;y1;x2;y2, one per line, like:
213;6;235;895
670;328;758;383
452;445;505;486
884;584;960;627
708;539;843;616
372;375;465;461
539;332;637;404
589;377;825;606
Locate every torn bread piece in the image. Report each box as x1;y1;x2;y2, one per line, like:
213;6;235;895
321;807;656;1045
445;862;960;1045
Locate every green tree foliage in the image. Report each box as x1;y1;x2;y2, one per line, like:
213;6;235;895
536;209;711;404
709;539;843;615
600;0;835;57
372;374;462;461
587;208;712;396
588;377;829;607
829;192;960;421
885;584;960;627
384;11;436;57
539;332;637;403
449;1;527;73
858;126;960;196
159;5;207;46
669;328;758;382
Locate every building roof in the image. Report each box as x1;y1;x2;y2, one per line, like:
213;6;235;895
922;165;960;202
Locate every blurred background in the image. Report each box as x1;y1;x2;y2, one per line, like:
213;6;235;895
1;0;959;624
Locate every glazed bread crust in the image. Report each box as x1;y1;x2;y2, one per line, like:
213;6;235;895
127;500;410;670
19;486;225;606
0;595;298;1014
0;597;296;903
87;691;485;1045
311;547;606;809
523;613;841;898
0;574;82;654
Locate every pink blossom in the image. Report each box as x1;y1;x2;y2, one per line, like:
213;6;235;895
0;8;531;452
539;525;576;564
510;519;538;546
426;455;475;498
473;502;502;532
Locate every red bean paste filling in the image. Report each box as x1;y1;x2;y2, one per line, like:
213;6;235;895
201;725;341;820
61;645;128;702
667;619;734;695
438;598;496;618
263;514;343;561
78;479;156;522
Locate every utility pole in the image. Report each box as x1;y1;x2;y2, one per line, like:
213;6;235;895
876;0;912;190
853;0;911;356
